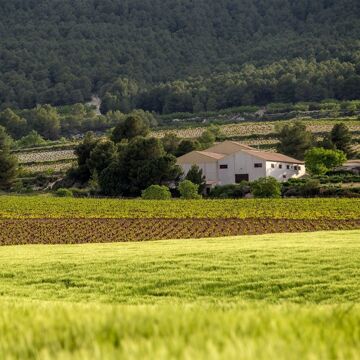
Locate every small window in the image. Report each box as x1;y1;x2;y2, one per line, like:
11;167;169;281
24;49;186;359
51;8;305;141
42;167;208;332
220;164;228;169
271;164;275;168
287;165;290;170
298;166;301;171
283;175;287;179
254;163;263;168
279;164;283;169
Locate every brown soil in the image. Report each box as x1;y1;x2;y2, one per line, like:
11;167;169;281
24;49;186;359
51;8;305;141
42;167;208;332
1;218;360;246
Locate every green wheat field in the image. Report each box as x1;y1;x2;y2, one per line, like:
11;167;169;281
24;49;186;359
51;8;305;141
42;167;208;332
0;230;359;359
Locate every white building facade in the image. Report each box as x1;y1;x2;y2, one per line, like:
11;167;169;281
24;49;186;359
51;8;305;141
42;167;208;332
177;141;306;189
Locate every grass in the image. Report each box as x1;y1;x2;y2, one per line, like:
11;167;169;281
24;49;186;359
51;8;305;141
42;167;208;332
1;196;360;219
0;230;359;359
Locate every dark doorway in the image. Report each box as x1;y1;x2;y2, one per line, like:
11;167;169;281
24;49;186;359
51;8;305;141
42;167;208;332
235;174;249;183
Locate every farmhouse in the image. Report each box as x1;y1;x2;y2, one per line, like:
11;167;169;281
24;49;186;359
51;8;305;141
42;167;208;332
177;141;305;190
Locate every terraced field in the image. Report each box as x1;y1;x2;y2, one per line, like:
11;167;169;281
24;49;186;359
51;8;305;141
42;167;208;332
153;119;360;139
17;150;76;164
15;148;76;174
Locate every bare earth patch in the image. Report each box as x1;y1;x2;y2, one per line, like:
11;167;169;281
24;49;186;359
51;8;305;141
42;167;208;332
1;218;360;245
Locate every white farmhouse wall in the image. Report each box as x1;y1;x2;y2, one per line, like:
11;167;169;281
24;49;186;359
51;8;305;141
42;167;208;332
265;162;306;182
217;152;266;184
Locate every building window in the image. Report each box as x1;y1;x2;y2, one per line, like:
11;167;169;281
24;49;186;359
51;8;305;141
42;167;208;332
283;175;287;179
298;166;301;171
271;164;275;168
254;163;263;168
279;164;283;169
287;165;290;170
220;164;228;169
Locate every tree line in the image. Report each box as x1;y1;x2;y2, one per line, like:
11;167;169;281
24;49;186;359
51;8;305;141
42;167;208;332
101;59;360;115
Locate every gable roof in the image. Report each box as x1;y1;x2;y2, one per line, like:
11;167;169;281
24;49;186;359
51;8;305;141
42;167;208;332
205;141;254;155
242;149;305;164
177;150;227;164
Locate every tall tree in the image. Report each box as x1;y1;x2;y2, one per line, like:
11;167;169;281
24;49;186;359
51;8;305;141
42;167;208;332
111;114;149;143
185;165;206;194
277;122;314;160
0;126;17;190
0;109;27;139
330;123;354;158
99;137;181;196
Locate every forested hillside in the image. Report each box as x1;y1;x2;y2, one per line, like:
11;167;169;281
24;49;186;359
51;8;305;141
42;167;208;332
0;0;359;109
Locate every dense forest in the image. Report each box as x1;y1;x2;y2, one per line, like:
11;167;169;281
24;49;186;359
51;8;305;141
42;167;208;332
102;59;360;114
0;0;359;110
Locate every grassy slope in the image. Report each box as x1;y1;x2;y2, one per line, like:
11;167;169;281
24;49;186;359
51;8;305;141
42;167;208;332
0;230;359;359
1;196;360;219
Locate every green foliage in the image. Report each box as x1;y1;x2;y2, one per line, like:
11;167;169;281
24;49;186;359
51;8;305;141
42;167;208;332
141;185;172;200
87;140;116;175
15;131;47;148
198;129;216;149
176;139;200;157
26;105;61;140
330;123;354;158
178;180;202;199
251;177;282;198
111;114;150;143
99;137;182;197
1;196;359;220
185;165;206;194
0;126;17;190
0;1;359;109
55;188;73;197
161;133;181;156
277;122;314;160
305;148;347;175
0;109;27;139
73;132;99;182
210;182;251;199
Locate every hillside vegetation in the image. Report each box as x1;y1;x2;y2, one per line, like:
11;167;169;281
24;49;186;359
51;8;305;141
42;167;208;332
0;230;359;358
0;0;359;108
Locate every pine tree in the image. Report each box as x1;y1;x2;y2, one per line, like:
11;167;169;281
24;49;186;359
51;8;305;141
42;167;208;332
0;126;17;191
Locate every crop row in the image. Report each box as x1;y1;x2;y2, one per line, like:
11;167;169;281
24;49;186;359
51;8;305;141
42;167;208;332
17;150;76;164
1;218;359;245
21;161;74;174
153;120;360;139
1;197;360;220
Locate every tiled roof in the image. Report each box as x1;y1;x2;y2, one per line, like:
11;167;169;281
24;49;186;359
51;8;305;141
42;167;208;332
198;151;227;159
242;149;304;164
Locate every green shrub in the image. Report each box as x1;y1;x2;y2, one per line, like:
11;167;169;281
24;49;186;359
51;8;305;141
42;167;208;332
55;188;73;197
70;188;89;198
178;180;201;199
251;177;281;198
210;183;250;199
141;185;172;200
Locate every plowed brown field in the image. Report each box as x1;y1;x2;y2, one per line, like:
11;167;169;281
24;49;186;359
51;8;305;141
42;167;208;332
1;218;360;245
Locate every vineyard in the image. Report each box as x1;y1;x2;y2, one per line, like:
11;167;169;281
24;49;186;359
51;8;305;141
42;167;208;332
17;150;76;164
1;196;360;245
152;119;360;139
